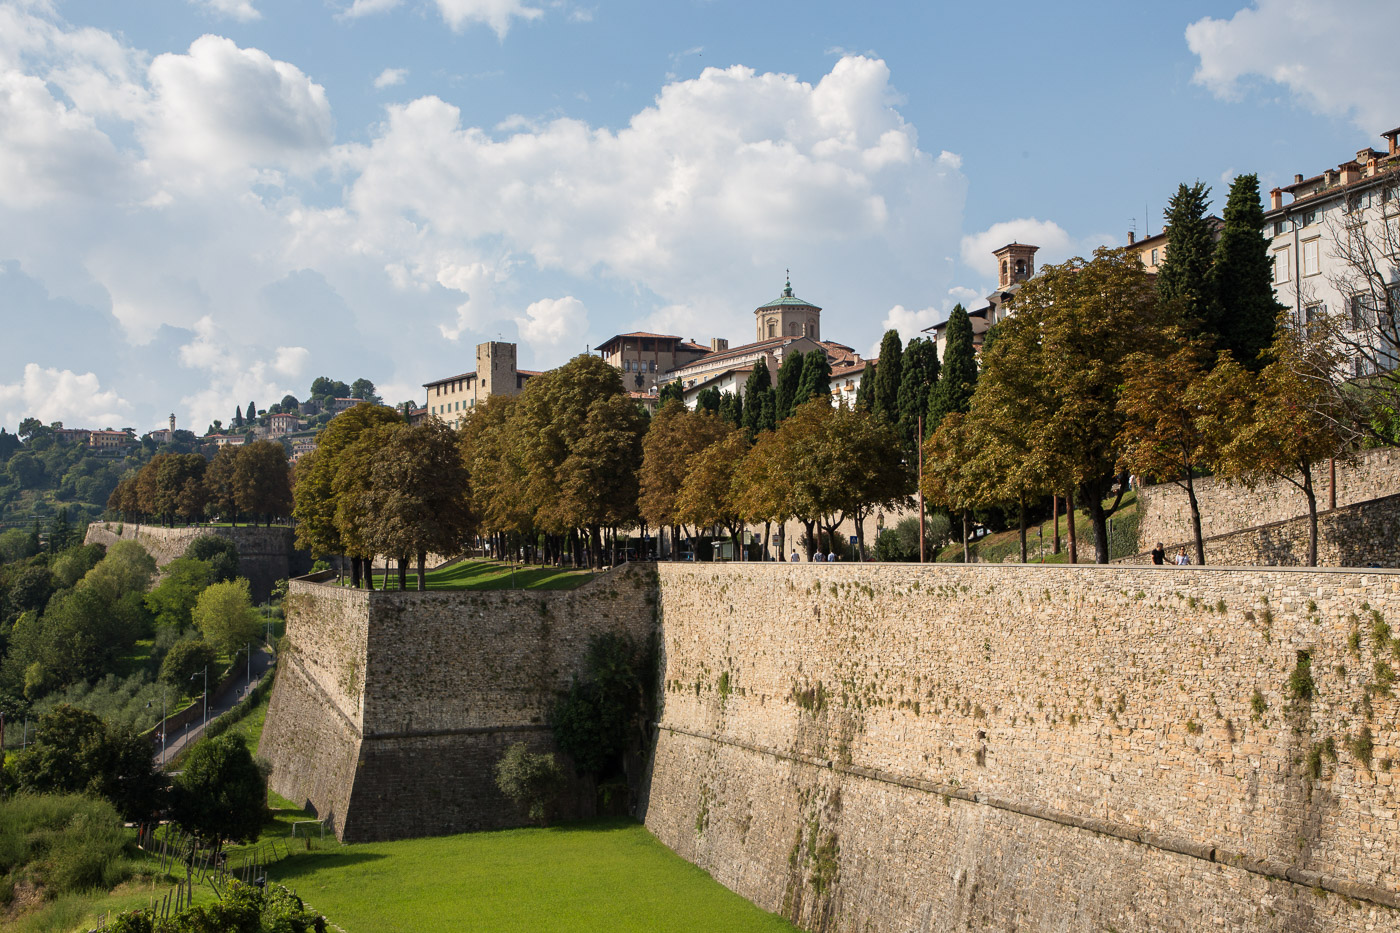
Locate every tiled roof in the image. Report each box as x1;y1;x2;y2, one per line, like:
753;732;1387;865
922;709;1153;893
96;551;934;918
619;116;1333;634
423;371;476;387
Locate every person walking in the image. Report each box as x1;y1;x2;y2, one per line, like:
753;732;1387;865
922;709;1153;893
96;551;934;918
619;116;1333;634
1151;542;1166;565
789;550;800;562
1175;547;1191;566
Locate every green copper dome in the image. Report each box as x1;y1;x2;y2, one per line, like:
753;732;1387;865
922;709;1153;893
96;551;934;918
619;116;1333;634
756;272;821;310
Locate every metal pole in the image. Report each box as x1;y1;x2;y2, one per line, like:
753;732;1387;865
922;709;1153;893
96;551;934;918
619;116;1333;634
917;414;925;563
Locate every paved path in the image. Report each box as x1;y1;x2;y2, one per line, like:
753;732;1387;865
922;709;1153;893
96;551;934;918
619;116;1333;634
155;644;275;768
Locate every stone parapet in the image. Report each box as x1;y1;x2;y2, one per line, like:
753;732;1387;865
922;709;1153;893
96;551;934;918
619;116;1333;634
84;522;305;601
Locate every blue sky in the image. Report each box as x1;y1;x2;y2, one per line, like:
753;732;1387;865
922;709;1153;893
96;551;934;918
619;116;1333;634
1;0;1397;432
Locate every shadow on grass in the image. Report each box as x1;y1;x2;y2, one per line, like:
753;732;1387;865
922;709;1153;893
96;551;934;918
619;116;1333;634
268;851;387;881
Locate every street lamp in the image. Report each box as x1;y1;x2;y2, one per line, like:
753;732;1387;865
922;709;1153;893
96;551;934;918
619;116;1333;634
191;666;208;729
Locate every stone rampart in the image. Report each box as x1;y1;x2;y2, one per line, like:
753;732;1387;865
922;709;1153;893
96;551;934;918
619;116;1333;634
642;562;1400;931
1122;493;1400;568
258;563;656;841
84;522;306;601
1137;447;1400;549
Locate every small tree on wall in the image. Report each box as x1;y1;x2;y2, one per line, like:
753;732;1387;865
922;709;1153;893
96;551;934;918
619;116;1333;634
495;743;565;825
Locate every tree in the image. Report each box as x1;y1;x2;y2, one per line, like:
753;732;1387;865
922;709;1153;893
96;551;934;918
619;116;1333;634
927;305;976;433
550;632;649;778
280;393;300;411
247;400;257;421
205;447;240;523
146;557;214;628
192;579;262;657
695;386;721;414
160;639;219;690
717;390;743;427
921;413;981;561
233;405;244;428
1210;173;1282;370
741;356;774;436
185;535;240;583
350;378;382;405
495;743;565;825
13;705;164;821
855;360;874;412
896;337;939;456
171;734;268;848
233;440;292;524
362;419;474;589
46;508;73;552
675;427;750;558
818;403;912;555
1157;181;1216;336
1203;323;1349;566
557;394;647;565
309;377;350;402
871;330;904;423
639;402;731;559
795;350;832;406
774;349;806;422
81;539;158;604
657;379;684;406
459;394;531;551
1116;337;1220;564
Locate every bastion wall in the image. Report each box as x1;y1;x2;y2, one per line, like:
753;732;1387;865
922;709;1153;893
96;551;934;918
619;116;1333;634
84;521;305;601
1136;446;1400;549
258;563;656;841
261;559;1400;930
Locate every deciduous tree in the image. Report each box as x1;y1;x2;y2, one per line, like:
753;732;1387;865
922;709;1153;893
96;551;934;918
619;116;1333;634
192;579;262;657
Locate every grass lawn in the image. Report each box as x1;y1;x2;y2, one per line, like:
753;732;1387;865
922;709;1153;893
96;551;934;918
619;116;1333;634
935;489;1141;564
269;819;797;933
345;559;598;591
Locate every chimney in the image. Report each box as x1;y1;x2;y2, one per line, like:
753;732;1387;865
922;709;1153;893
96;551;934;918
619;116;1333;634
1386;129;1400;155
1270;187;1283;210
1294;174;1304;184
1127;230;1136;245
710;338;729;353
1340;163;1360;184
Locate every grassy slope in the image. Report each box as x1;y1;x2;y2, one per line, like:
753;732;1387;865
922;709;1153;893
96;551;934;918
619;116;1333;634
349;558;597;591
935;489;1140;564
270;820;797;933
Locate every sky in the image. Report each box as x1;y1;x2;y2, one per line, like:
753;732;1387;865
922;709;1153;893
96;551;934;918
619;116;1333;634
1;0;1398;434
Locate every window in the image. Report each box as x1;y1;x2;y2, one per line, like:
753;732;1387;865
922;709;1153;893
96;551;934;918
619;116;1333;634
1302;238;1320;276
1150;248;1158;266
1273;220;1289;236
1351;294;1371;329
1305;303;1325;333
1274;246;1291;283
1303;209;1318;226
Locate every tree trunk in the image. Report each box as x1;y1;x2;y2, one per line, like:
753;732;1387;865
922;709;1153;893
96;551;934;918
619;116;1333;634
1302;464;1319;567
1186;474;1206;566
1066;491;1078;564
961;511;969;563
802;519;817;560
1018;498;1028;563
762;521;771;561
397;556;408;591
855;509;866;560
417;549;427;591
350;555;361;589
1052;495;1061;554
1086;494;1110;564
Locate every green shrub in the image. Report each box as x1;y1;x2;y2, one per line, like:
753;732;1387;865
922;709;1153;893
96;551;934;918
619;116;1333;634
1287;652;1315;703
495;743;565;825
0;794;133;897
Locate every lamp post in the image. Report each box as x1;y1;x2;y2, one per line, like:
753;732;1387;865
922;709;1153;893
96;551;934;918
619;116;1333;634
191;666;208;729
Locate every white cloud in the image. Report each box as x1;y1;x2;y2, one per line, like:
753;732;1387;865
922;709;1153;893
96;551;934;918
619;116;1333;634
434;0;543;37
273;346;310;377
960;218;1074;281
1185;0;1400;131
344;0;406;18
0;69;129;208
0;364;129;428
880;304;941;342
515;296;587;351
176;317;305;431
190;0;262;22
144;35;333;180
374;67;407;88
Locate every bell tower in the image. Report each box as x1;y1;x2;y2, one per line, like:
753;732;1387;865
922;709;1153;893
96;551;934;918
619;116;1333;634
993;243;1039;289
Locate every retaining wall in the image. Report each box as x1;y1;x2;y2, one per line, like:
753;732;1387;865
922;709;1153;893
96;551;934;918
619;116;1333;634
1136;447;1400;549
258;564;656;841
84;522;306;601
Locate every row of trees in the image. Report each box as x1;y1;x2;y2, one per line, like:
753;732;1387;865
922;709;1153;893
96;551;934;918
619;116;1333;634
107;441;292;527
921;174;1350;565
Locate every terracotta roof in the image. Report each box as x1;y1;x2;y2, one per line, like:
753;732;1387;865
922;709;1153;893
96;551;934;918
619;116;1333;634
423;371;476;387
676;336;794;370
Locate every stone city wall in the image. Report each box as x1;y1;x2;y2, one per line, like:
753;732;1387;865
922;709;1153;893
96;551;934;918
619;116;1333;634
259;563;656;841
84;521;305;601
1122;493;1400;568
642;562;1400;932
1137;447;1400;549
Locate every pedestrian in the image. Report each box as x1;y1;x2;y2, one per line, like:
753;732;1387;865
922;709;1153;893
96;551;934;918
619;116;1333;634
813;551;825;563
1151;542;1166;565
1175;547;1191;566
827;549;837;562
789;550;799;562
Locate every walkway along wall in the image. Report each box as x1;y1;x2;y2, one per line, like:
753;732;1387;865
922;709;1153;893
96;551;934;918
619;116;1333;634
641;562;1400;932
257;564;656;841
261;560;1400;931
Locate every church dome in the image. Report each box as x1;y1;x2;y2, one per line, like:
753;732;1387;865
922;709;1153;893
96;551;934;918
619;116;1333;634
756;274;821;311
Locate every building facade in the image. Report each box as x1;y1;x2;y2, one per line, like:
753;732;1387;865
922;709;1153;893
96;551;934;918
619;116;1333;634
423;341;539;427
925;242;1039;359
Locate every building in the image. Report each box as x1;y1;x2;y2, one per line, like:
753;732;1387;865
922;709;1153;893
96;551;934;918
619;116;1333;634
268;412;300;437
755;274;821;341
925;242;1039;359
597;333;712;392
54;427;92;445
327;397;367;415
423;341;540;427
1265;125;1400;374
1126;217;1224;275
289;433;318;462
147;414;177;445
88;429;135;449
209;434;247;448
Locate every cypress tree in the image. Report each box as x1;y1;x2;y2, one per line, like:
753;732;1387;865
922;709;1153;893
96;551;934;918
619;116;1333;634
872;330;904;422
1157;181;1217;336
742;357;774;434
774;350;805;422
896;337;939;454
759;390;777;433
247;400;257;422
233;405;243;428
928;305;976;432
855;361;874;411
696;387;721;414
658;379;684;406
718;391;742;427
1211;173;1281;370
795;350;832;406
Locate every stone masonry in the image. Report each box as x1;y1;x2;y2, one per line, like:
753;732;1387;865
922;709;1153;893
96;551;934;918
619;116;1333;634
263;559;1400;931
1122;493;1400;568
84;521;305;601
258;563;656;841
1136;447;1400;549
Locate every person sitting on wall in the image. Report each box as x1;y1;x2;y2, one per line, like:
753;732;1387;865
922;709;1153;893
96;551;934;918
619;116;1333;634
1151;542;1166;565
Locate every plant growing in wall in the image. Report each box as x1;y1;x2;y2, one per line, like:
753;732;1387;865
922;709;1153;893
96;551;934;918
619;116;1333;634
495;742;565;826
550;632;653;782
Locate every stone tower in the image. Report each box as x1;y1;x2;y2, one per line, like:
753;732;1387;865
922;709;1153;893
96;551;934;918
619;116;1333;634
993;243;1039;289
169;413;176;433
754;273;821;342
476;341;521;400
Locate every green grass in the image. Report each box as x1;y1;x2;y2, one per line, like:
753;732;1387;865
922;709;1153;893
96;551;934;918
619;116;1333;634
936;489;1140;563
268;819;797;933
343;559;597;591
